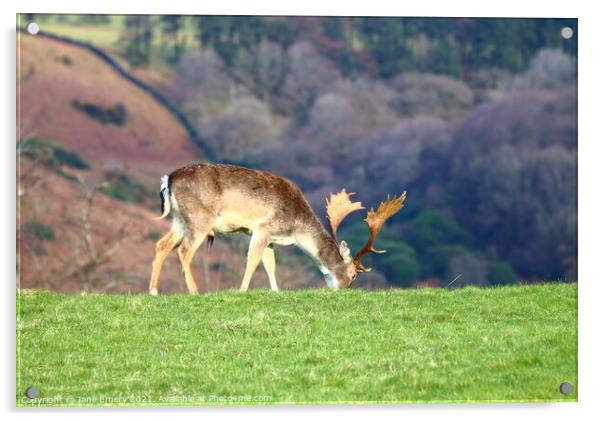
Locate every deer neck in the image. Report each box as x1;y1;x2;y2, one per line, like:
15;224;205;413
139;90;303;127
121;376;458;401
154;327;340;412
296;223;343;286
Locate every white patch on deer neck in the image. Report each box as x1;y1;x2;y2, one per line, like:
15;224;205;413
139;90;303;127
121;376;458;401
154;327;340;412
295;233;319;257
295;233;339;289
319;266;339;290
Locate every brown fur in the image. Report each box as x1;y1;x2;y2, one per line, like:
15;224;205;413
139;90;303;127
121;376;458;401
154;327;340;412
149;163;356;294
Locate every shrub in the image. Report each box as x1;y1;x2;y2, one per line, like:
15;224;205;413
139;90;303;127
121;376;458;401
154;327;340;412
24;221;55;241
407;210;465;254
504;49;576;91
147;230;162;241
203;97;280;163
55;55;73;67
355;117;451;203
377;241;421;287
103;171;146;203
423;245;468;281
232;41;287;100
355;271;389;290
488;261;519;286
282;42;340;111
52;147;89;170
175;49;233;109
339;221;419;287
71;100;127;126
300;78;397;170
210;262;226;271
19;138;89;170
391;73;474;119
448;252;488;287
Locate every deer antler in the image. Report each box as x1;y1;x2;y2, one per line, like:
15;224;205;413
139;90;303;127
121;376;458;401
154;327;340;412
326;189;364;242
353;192;407;272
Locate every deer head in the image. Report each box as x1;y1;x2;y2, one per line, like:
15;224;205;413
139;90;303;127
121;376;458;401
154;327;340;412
325;189;407;288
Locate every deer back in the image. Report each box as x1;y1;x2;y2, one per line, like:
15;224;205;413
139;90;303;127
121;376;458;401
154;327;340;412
168;163;322;236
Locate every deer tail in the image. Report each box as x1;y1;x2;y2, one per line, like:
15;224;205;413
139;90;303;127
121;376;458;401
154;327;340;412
156;175;171;219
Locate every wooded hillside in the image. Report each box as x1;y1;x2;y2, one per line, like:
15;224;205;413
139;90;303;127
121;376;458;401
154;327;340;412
18;15;578;290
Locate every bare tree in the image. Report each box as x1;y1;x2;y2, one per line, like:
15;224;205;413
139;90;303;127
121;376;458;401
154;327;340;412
504;49;576;91
232;41;287;101
391;72;475;119
66;173;140;290
282;42;340;109
19;168;141;292
203;97;282;162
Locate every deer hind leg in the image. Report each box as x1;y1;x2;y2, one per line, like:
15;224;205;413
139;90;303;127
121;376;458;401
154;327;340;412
149;229;183;295
261;246;279;291
239;231;270;292
177;230;210;295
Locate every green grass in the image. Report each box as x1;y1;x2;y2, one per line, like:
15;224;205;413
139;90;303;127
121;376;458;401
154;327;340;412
27;14;199;58
38;23;123;48
17;283;577;406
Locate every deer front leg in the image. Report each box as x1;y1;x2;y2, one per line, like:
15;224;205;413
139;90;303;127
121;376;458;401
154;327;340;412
177;232;207;295
149;229;183;295
261;246;279;291
239;231;270;292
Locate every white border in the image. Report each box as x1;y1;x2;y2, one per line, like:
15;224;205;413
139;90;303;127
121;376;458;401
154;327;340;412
3;1;600;420
2;0;584;17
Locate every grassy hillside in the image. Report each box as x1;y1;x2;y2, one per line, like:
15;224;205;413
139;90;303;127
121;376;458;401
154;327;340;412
17;283;577;406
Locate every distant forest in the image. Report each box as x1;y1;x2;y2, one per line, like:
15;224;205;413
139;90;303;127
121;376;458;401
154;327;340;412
28;15;578;288
118;16;577;76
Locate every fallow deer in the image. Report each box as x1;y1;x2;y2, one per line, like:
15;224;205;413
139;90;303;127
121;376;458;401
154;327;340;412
149;163;406;294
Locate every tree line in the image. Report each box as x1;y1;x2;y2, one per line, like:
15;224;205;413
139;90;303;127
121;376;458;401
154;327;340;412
116;16;576;81
29;15;576;288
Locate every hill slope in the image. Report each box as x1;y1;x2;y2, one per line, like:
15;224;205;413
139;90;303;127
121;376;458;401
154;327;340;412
17;33;201;294
17;283;577;405
18;33;200;183
17;33;320;294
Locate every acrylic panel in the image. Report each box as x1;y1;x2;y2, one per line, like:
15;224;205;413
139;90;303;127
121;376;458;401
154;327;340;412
16;14;577;406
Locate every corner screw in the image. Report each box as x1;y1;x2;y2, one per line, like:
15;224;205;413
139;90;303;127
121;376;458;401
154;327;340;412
559;382;573;395
561;27;573;40
25;386;39;399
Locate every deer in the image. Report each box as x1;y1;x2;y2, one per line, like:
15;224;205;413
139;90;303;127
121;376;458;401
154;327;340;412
148;163;406;295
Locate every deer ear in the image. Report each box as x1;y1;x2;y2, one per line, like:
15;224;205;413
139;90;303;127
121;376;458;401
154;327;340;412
339;241;352;263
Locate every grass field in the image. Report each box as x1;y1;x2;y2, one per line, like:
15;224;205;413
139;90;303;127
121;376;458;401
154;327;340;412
17;283;577;406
